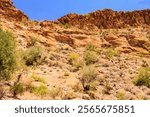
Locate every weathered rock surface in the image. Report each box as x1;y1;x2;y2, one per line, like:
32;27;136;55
0;0;28;21
56;9;150;30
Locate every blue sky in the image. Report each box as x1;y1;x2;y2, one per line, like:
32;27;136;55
13;0;150;21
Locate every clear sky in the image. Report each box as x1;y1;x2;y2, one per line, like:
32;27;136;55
13;0;150;21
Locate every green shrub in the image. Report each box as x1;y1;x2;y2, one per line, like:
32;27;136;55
0;28;17;80
86;44;97;51
105;48;118;59
116;90;126;100
23;45;45;66
69;53;84;69
80;65;98;91
134;67;150;88
12;83;24;96
30;85;48;96
84;51;98;65
69;53;80;62
31;74;46;84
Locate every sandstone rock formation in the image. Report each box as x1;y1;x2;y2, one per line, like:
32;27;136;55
0;0;28;21
56;9;150;30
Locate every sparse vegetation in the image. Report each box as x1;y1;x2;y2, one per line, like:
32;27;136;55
69;53;80;62
84;51;98;65
80;65;98;91
72;82;83;92
116;90;126;100
86;44;101;53
134;67;150;88
1;2;150;100
23;45;46;66
12;83;24;96
30;85;48;96
69;52;84;69
0;28;17;80
29;37;37;46
31;74;46;84
49;87;63;99
89;81;99;91
105;47;118;59
84;44;100;65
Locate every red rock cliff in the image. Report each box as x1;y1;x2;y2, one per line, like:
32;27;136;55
56;9;150;30
0;0;28;21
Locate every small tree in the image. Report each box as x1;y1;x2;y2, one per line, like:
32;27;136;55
0;28;17;80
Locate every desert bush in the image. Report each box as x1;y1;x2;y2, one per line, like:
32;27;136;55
116;90;126;100
86;44;97;51
69;53;84;69
86;44;101;53
29;37;37;46
69;53;80;62
23;45;45;66
31;74;46;84
0;28;17;80
12;83;24;96
105;48;118;59
84;51;98;65
30;85;48;96
134;67;150;88
80;65;98;91
49;87;63;99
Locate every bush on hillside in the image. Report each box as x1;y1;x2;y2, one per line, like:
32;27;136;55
23;45;45;66
84;51;98;65
0;28;17;80
134;67;150;88
80;65;98;91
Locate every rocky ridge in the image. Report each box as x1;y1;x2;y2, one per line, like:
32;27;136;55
56;9;150;30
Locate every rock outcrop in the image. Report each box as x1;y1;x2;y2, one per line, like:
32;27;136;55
56;9;150;30
0;0;28;21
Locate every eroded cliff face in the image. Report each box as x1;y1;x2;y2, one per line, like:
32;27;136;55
0;0;28;21
0;0;149;53
56;9;150;30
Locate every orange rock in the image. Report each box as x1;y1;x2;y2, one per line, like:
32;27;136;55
0;0;28;21
57;9;150;30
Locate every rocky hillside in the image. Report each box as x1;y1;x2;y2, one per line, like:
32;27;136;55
0;0;150;100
